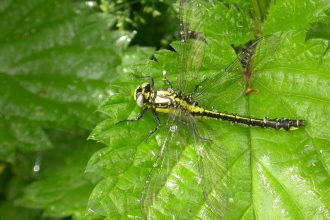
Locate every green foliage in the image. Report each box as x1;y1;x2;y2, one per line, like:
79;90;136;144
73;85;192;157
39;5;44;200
88;0;330;219
0;0;154;219
0;0;329;219
100;0;178;48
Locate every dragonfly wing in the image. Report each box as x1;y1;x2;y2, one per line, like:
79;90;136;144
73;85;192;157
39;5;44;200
193;120;228;218
178;0;206;94
192;35;281;110
140;110;191;218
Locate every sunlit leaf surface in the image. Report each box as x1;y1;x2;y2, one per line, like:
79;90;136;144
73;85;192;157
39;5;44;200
88;0;330;219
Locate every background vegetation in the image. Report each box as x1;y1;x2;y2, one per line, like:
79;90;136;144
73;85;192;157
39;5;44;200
0;0;329;219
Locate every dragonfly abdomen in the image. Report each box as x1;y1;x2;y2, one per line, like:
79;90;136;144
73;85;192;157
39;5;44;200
194;109;304;131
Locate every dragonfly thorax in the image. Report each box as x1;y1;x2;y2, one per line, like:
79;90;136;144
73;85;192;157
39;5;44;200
133;81;181;112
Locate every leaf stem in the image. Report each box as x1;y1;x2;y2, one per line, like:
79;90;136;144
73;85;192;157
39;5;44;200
250;0;272;36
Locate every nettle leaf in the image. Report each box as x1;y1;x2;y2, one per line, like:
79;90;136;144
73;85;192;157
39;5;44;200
88;0;330;219
202;1;254;45
264;0;330;34
0;0;155;219
15;129;104;219
0;0;153;162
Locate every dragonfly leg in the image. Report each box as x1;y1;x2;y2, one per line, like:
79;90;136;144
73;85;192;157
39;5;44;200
131;73;155;90
145;109;161;141
115;107;148;124
116;108;161;142
162;75;173;89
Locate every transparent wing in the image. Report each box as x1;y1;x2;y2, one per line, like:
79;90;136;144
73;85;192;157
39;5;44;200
193;120;228;218
177;0;206;94
140;110;191;218
192;35;281;110
141;109;228;218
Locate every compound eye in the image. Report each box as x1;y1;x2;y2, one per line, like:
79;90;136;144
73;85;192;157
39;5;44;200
136;93;144;107
141;82;150;90
134;86;142;101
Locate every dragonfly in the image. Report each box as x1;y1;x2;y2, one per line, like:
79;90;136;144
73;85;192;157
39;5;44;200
117;0;305;218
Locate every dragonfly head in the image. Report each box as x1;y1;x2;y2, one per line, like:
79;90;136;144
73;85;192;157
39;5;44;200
134;82;151;108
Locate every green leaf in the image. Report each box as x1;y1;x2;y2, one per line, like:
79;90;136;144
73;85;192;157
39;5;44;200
202;1;254;45
264;0;330;34
0;0;155;219
0;202;41;220
0;0;154;162
88;0;330;219
15;129;104;219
